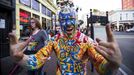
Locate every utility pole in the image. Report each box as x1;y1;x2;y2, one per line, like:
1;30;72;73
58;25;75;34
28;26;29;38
86;15;89;35
106;11;109;24
90;9;94;40
90;9;94;72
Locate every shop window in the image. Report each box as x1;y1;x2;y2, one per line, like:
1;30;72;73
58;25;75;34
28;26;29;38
46;19;52;29
20;0;31;7
42;17;46;30
33;14;40;20
20;9;31;37
32;0;40;11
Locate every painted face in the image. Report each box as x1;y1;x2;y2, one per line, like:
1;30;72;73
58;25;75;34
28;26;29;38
59;9;77;38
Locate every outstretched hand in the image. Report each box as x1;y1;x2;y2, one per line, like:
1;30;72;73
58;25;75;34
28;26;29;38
95;24;122;68
9;33;25;61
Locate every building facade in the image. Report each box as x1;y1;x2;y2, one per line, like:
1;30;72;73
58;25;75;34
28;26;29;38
15;0;58;39
109;10;134;31
0;0;15;58
122;0;134;10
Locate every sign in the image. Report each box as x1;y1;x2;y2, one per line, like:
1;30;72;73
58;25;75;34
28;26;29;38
20;10;30;23
0;19;5;29
88;15;108;24
20;11;29;18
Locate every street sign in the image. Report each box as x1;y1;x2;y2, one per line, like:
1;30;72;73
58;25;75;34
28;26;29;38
88;15;108;24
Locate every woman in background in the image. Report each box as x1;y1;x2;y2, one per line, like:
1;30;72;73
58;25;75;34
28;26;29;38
24;18;49;75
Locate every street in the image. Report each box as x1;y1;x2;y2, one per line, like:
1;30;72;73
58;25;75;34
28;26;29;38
115;32;134;75
1;26;134;75
46;26;134;75
94;26;134;75
33;26;134;75
0;0;134;75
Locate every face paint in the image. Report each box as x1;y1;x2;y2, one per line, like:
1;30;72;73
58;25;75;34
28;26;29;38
59;8;77;38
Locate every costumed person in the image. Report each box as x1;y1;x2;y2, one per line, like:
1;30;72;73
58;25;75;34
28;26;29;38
9;7;122;75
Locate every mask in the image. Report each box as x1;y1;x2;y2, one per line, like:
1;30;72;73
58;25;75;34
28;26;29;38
59;8;77;38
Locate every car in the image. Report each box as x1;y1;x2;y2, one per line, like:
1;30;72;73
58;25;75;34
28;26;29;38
126;27;134;32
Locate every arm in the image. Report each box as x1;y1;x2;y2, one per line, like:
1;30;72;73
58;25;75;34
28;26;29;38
19;41;54;70
9;33;31;61
87;25;122;75
86;43;108;74
9;33;54;70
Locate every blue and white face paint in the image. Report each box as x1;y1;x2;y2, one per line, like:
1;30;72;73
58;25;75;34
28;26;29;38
59;8;77;38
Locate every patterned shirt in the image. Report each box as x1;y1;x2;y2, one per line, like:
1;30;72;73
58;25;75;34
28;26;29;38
25;31;108;75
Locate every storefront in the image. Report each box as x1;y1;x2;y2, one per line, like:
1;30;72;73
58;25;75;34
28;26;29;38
0;0;15;58
0;0;16;74
20;9;31;37
16;0;57;38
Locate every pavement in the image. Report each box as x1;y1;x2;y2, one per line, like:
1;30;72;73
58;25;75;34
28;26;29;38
94;26;134;75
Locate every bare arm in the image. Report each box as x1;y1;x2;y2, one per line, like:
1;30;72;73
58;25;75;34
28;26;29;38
87;24;122;75
86;43;108;74
95;24;122;75
9;33;53;70
9;33;30;61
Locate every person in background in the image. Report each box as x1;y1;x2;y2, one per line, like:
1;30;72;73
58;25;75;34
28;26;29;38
48;22;61;40
24;18;48;54
9;7;122;75
25;18;49;75
10;18;49;75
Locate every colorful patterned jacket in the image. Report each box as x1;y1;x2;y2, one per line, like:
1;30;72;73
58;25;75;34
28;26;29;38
25;31;108;75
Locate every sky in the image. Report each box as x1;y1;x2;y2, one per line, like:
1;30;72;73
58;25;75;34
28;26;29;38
73;0;122;13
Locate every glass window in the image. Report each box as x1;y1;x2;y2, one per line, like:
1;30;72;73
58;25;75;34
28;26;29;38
42;5;46;15
46;19;51;27
46;8;52;17
20;0;31;7
33;14;40;20
120;14;122;20
32;0;40;11
20;9;31;37
126;13;128;20
42;17;47;30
